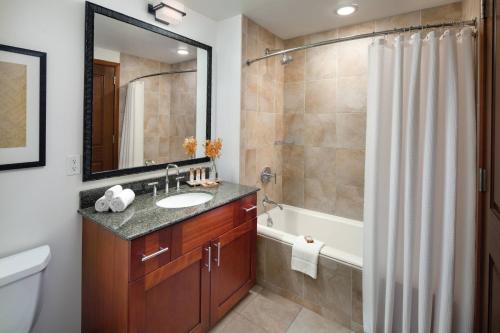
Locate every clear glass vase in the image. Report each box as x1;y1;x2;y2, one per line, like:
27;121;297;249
209;157;218;180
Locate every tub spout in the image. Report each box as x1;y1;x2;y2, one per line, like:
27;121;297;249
266;215;274;227
263;195;283;210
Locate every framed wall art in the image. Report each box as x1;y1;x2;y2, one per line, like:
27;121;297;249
0;44;46;171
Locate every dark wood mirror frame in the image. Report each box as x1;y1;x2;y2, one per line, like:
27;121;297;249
83;2;212;181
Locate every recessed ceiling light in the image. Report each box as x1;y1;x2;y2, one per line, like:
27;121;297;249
336;4;358;16
177;49;189;55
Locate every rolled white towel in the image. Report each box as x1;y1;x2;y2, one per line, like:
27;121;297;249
110;189;135;212
95;195;110;212
105;185;123;201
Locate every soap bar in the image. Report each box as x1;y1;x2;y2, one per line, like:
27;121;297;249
304;236;314;243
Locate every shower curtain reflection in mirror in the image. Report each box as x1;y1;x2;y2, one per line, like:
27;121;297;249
119;81;144;169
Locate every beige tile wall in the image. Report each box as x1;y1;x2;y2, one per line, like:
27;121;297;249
120;53;171;164
280;2;463;221
462;0;480;20
120;54;197;165
240;17;285;211
257;235;363;331
169;59;197;162
240;3;462;219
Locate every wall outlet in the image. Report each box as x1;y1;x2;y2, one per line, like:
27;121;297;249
66;155;81;176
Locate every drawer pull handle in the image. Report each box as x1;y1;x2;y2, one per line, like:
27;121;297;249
141;247;169;262
243;205;257;212
205;246;212;272
214;242;221;267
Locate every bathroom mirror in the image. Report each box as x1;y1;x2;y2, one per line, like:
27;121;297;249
83;2;211;181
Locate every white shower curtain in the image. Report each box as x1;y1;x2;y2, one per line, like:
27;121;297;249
363;27;476;333
119;81;144;169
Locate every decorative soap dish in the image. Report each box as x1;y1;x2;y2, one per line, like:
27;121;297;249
201;180;221;188
186;179;221;188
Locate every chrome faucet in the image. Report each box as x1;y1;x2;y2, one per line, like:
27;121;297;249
262;195;283;210
165;164;179;193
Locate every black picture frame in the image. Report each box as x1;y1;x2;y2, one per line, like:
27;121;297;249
0;44;46;171
83;1;212;181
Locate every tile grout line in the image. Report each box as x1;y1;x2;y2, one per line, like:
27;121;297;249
285;306;304;332
238;291;302;333
234;292;257;315
236;295;269;330
236;310;272;333
350;267;354;331
238;306;273;333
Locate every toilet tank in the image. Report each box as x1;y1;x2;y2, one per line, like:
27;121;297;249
0;245;51;333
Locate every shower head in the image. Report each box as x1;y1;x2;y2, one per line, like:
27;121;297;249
265;48;293;65
280;53;293;65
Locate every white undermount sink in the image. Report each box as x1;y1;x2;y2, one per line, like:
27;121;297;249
156;192;214;209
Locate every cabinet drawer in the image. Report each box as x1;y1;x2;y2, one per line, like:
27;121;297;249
130;228;172;281
239;194;257;225
171;202;236;258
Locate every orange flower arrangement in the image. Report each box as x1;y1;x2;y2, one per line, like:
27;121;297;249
182;136;197;158
204;138;223;159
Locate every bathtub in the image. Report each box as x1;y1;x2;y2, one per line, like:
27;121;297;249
256;205;364;331
257;204;363;268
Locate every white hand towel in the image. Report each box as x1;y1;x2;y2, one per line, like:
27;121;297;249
105;185;123;201
291;235;324;279
94;195;110;212
110;189;135;212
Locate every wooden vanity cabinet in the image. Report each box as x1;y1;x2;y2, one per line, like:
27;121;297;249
210;219;256;325
82;193;257;333
128;246;210;333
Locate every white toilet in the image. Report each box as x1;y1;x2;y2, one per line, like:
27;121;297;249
0;245;51;333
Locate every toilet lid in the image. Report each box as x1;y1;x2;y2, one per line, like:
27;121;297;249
0;245;51;288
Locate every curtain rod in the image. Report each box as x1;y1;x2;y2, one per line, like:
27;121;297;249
246;19;476;65
130;69;197;83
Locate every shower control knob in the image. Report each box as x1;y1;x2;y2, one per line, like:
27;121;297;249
260;167;276;184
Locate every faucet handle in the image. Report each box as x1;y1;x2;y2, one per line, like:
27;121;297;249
148;182;159;197
176;176;185;191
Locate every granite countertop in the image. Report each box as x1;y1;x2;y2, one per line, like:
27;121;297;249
78;182;259;240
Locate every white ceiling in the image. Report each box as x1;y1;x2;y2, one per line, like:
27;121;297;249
94;13;198;64
179;0;460;39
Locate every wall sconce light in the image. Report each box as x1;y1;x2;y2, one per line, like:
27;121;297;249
148;1;186;26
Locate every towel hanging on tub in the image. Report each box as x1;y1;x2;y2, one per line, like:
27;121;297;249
291;235;324;279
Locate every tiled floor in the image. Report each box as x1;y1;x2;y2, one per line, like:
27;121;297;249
210;285;353;333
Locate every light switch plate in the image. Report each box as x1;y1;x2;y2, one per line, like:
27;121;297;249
66;154;81;175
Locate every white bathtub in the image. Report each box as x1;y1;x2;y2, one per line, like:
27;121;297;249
257;205;363;268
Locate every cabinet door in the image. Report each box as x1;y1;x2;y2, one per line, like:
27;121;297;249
210;219;256;325
129;246;211;333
